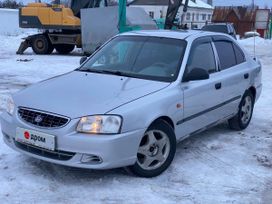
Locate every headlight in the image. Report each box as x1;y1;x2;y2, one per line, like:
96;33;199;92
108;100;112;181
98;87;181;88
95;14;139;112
77;115;122;134
4;96;15;115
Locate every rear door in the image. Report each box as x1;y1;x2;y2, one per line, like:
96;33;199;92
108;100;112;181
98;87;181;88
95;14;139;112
177;37;225;137
212;36;249;117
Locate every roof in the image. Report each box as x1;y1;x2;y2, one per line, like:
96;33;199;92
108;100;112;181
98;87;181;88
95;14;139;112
129;0;214;9
120;29;226;40
212;6;256;22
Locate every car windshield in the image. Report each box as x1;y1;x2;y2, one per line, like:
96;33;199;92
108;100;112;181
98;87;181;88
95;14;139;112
79;36;187;82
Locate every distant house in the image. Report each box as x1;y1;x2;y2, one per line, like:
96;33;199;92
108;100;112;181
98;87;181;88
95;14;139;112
212;6;270;37
129;0;214;29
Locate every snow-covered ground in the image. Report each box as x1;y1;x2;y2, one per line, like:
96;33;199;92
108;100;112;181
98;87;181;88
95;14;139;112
0;34;271;204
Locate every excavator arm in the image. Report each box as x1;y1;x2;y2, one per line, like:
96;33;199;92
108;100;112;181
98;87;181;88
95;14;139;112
69;0;108;17
164;0;189;30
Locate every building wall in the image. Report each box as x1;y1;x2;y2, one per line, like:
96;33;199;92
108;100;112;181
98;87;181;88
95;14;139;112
182;7;214;28
130;5;213;29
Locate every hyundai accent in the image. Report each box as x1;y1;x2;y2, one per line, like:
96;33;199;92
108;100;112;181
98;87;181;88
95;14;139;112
1;30;262;177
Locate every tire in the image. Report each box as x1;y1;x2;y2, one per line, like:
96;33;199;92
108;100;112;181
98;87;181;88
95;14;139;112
228;91;254;130
31;34;54;55
54;44;75;54
128;119;176;177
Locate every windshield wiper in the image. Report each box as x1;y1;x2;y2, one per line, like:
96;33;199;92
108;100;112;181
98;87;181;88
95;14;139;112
99;70;132;77
77;69;132;77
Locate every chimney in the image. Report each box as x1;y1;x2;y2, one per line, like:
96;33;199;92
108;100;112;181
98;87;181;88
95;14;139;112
207;0;213;6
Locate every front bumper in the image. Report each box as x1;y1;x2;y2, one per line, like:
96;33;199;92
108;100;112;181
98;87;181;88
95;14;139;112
0;111;145;169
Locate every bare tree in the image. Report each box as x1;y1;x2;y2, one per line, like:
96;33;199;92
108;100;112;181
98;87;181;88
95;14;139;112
0;0;24;9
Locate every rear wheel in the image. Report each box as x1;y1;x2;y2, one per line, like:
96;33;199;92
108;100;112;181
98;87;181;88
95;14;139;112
228;91;254;130
128;119;176;177
54;44;75;54
31;34;54;55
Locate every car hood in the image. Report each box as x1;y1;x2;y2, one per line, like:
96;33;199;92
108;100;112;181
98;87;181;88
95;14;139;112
14;71;170;119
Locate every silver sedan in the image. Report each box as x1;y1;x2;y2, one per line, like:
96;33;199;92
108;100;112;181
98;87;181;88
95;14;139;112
0;30;262;177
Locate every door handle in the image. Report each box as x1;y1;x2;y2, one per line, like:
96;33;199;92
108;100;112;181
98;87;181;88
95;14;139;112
244;73;249;79
215;82;222;90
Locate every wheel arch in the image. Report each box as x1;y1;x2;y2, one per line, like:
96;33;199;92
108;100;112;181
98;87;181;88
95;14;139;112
149;116;175;131
248;86;256;102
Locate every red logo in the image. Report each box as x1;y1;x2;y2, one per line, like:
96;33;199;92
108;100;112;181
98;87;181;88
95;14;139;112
24;131;30;140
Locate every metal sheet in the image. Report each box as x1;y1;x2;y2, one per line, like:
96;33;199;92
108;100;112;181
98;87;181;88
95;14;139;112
81;6;158;54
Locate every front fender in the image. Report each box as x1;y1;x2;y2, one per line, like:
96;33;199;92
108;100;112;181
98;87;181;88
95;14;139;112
108;84;183;136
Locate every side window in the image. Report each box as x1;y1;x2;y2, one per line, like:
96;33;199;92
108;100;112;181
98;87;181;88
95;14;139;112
214;41;236;70
233;43;245;64
187;42;216;74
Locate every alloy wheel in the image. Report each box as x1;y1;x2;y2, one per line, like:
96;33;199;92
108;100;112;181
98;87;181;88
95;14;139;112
136;130;170;171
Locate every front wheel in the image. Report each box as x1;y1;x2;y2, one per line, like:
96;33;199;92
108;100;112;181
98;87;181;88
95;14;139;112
128;119;176;177
228;91;254;130
31;34;54;55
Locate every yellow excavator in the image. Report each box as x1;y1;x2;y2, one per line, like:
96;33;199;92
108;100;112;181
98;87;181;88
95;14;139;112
17;0;107;55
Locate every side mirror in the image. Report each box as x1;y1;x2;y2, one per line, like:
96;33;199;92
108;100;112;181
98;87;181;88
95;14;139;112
80;56;88;65
183;68;209;82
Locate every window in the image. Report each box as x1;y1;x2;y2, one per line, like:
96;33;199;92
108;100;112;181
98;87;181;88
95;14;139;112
187;42;216;74
149;11;154;19
214;41;236;70
186;13;191;21
208;14;211;21
160;10;163;18
202;14;206;21
233;43;246;64
196;13;199;21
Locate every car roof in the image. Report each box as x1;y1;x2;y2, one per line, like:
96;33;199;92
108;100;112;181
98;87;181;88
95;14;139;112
120;29;231;41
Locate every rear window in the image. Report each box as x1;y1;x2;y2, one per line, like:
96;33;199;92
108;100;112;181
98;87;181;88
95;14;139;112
202;25;228;34
233;43;246;64
214;41;236;70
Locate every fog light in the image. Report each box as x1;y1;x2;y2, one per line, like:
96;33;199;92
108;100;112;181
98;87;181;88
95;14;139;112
81;154;102;164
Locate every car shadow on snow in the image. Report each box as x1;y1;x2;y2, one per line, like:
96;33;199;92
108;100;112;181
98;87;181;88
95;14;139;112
20;123;234;183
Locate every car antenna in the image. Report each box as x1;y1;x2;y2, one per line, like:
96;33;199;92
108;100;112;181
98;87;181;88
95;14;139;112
253;11;257;61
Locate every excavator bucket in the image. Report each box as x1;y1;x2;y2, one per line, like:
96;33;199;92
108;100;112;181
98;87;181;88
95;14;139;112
16;37;32;55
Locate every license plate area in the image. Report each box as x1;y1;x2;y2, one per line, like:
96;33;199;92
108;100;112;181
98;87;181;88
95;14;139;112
15;127;55;151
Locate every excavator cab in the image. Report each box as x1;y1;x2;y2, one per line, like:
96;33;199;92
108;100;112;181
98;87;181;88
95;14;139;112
19;0;107;30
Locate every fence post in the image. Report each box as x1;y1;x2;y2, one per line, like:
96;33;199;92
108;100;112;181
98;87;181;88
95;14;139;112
268;17;272;39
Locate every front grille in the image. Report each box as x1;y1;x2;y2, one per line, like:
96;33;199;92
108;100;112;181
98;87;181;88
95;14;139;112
18;108;69;128
14;140;75;161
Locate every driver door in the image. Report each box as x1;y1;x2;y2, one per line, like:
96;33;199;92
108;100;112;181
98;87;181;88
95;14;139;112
178;37;224;137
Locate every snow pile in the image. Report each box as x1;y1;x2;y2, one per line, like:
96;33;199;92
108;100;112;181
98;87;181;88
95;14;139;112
239;36;272;47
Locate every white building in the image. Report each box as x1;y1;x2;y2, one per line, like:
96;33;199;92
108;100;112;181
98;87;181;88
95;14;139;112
129;0;214;29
